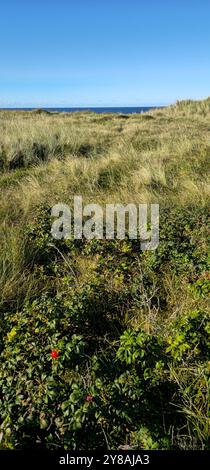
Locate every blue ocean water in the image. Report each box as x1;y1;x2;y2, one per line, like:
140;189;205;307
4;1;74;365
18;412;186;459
2;107;163;114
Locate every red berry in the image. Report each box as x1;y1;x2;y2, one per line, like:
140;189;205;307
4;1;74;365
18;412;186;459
86;395;93;402
51;350;59;359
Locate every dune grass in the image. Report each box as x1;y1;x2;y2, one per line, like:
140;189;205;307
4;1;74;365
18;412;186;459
0;99;209;450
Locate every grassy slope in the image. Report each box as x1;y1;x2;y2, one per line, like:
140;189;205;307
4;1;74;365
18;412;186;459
0;99;209;450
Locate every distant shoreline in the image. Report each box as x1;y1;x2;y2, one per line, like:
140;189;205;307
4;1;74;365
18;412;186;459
0;106;165;114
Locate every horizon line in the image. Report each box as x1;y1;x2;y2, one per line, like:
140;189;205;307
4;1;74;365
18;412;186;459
0;104;168;109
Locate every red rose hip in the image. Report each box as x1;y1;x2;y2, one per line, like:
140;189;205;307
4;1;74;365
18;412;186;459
86;395;93;402
51;350;59;359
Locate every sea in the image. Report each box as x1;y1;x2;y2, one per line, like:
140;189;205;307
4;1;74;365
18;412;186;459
2;107;163;114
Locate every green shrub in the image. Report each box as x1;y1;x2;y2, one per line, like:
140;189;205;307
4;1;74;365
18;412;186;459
167;309;210;362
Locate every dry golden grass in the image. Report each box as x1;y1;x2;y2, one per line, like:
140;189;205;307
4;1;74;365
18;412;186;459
0;99;209;310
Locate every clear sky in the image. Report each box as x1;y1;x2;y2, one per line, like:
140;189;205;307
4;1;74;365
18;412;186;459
0;0;210;107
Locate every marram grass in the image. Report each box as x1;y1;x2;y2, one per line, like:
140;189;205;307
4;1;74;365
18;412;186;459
0;99;209;450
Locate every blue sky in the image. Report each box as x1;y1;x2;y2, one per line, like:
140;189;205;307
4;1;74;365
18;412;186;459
0;0;210;107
